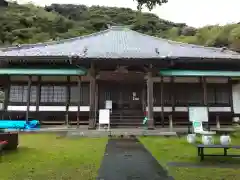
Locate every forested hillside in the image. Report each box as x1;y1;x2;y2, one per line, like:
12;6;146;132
0;2;240;52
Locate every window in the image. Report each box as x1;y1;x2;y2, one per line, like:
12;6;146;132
153;83;172;106
70;84;89;105
70;86;80;103
207;84;230;105
175;84;203;105
207;86;215;104
9;85;36;103
53;86;66;102
162;84;172;105
215;87;230;104
153;83;161;106
40;85;66;103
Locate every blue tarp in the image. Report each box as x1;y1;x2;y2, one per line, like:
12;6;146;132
0;120;40;130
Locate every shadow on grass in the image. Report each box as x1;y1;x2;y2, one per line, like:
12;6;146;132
168;155;240;169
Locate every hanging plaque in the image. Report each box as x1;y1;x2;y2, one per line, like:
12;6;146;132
105;100;112;109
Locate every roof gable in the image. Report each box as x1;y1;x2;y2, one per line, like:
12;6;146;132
1;26;240;59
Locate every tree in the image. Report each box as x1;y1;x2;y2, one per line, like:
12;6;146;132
1;1;240;53
134;0;168;10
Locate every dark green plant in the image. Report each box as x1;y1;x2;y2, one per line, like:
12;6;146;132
0;2;240;52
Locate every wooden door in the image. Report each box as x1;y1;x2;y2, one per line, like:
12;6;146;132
120;83;143;110
98;81;143;111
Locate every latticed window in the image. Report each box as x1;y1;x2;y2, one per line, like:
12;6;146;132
40;85;66;103
9;85;37;103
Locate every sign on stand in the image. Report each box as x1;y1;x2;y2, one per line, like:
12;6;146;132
98;109;110;131
189;107;208;122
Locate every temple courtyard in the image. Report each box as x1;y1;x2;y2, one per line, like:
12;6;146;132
0;131;240;180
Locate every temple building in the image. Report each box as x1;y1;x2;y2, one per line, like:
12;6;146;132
0;26;240;129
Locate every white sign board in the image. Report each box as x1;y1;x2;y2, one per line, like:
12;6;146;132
99;109;110;124
105;100;112;109
189;107;208;122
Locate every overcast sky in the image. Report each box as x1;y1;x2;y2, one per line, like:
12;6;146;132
17;0;240;28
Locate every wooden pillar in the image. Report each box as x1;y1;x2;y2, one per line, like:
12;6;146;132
160;76;164;127
202;77;210;130
36;76;41;112
169;114;173;132
142;85;146;112
26;75;32;121
94;81;98;123
65;76;70;127
170;77;175;131
35;76;41;123
89;63;96;129
2;76;10;119
147;70;154;129
228;77;234;114
77;76;81;128
202;77;207;106
216;115;220;129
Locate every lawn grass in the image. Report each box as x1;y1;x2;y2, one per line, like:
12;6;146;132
0;133;108;180
140;132;240;180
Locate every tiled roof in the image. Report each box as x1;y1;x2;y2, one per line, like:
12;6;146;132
0;26;240;59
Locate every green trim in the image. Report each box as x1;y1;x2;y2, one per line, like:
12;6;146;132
0;68;87;75
159;70;240;77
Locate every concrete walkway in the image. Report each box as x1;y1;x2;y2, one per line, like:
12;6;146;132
97;138;174;180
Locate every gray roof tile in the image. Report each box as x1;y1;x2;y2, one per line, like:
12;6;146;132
0;26;240;59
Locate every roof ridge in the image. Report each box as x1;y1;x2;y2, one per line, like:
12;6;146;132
0;28;111;52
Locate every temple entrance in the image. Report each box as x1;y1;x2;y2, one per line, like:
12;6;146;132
98;81;145;127
98;81;144;111
97;70;146;127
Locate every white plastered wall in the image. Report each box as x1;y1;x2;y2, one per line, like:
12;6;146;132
232;83;240;114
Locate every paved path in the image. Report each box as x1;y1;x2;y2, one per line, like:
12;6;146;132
97;138;174;180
